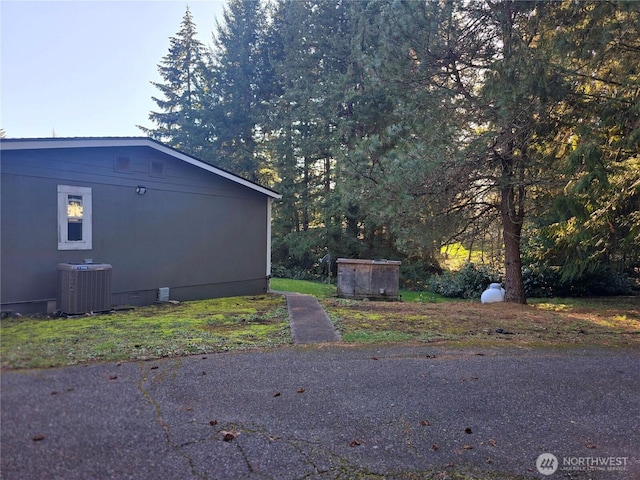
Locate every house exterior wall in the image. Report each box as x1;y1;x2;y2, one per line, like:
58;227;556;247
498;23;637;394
1;145;272;314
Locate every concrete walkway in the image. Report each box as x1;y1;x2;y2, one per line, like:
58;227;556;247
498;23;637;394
278;292;342;344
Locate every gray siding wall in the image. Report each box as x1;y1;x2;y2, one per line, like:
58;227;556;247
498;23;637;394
1;146;270;313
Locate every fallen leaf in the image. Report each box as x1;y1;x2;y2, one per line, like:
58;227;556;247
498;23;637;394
349;439;361;447
487;438;497;447
50;391;58;396
150;366;159;370
108;375;118;380
420;420;430;426
222;430;238;442
431;444;439;450
371;356;378;360
273;392;281;397
32;434;45;442
209;420;218;426
462;445;473;450
297;387;305;393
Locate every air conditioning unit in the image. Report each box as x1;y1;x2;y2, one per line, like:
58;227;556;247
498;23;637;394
57;263;112;314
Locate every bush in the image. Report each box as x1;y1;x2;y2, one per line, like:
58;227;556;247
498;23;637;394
400;261;442;291
427;263;502;299
522;264;559;298
523;264;633;297
271;264;326;282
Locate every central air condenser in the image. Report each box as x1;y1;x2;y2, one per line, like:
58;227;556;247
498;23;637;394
57;263;112;314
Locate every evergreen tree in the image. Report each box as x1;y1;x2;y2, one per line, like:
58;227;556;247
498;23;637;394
139;7;209;160
338;0;465;270
204;0;273;181
337;1;625;302
527;1;640;285
266;0;358;271
140;1;639;293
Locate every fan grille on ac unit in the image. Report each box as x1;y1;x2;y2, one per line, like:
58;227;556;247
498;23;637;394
57;263;112;314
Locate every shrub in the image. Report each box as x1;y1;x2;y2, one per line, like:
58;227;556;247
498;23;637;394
522;264;633;297
427;263;502;299
400;261;441;291
271;264;325;282
522;264;559;298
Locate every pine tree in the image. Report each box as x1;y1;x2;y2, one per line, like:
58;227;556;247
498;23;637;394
337;0;464;268
139;7;209;160
527;1;640;287
204;0;273;181
266;0;360;270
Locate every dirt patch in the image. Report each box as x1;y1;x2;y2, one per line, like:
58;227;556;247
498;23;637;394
322;297;640;348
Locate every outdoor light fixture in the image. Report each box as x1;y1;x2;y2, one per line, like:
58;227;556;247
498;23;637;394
136;185;147;195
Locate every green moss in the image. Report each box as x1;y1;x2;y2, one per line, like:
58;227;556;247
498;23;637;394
1;295;291;369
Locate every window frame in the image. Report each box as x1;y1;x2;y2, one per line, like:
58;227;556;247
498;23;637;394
57;185;92;250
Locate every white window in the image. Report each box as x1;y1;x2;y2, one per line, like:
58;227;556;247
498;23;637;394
57;185;92;250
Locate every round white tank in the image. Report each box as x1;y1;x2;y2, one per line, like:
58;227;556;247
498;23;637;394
481;283;505;303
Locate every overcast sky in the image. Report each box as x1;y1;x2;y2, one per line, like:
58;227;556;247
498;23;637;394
1;0;225;138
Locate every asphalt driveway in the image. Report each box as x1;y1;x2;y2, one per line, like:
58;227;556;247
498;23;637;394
2;345;639;479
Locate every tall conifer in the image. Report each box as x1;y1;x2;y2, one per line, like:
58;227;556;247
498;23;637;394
139;7;209;160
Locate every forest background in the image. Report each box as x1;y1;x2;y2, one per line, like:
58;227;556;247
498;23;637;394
141;0;639;303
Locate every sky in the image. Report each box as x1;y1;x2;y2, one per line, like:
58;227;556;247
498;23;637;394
1;0;226;138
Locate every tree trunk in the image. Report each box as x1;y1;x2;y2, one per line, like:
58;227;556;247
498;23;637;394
501;184;527;304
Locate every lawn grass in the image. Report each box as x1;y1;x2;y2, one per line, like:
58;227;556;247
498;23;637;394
398;290;449;303
1;295;290;369
3;278;638;370
323;295;640;348
270;277;446;302
270;277;337;297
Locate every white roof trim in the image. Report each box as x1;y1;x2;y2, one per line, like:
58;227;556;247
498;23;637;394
1;137;282;199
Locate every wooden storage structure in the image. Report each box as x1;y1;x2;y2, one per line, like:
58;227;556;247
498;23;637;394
337;258;401;300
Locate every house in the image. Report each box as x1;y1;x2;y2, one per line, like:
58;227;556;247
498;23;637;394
0;137;281;315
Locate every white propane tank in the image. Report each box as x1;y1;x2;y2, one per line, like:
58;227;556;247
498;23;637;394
481;283;505;303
